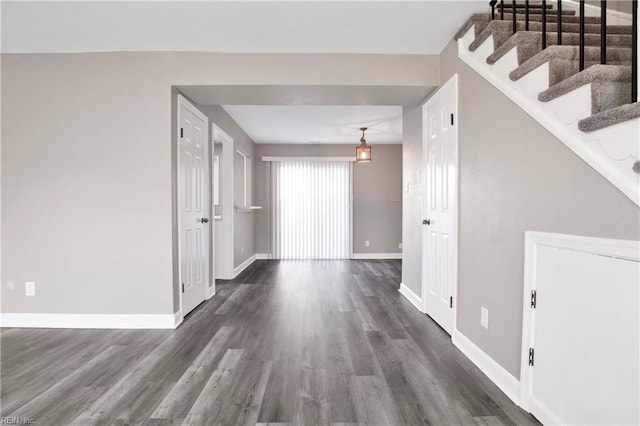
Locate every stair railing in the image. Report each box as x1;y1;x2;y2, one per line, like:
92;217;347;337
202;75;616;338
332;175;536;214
579;1;585;71
491;0;637;103
601;1;607;64
542;1;548;49
557;0;563;45
633;0;638;102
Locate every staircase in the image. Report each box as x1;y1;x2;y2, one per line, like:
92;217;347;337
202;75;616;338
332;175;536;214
455;1;639;206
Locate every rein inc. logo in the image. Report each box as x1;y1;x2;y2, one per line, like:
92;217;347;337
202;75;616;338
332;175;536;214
1;418;35;425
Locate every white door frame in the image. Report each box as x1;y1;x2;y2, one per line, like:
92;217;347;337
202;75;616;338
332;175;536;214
212;123;235;279
519;231;640;419
421;73;459;334
177;94;211;320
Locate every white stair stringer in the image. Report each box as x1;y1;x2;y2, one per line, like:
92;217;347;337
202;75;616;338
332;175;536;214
458;25;640;206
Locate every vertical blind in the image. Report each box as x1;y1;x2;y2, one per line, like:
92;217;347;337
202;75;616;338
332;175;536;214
272;160;350;259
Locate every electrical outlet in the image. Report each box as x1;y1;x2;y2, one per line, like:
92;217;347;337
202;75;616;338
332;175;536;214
25;281;36;297
365;240;370;247
398;242;403;250
480;307;489;329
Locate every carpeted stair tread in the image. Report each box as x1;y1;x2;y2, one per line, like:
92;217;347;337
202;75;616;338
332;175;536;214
578;102;640;132
501;13;604;24
471;21;632;54
454;13;492;40
487;31;543;65
539;65;632;114
499;7;577;15
457;5;637;132
527;22;633;35
510;45;633;81
469;21;517;51
498;3;554;9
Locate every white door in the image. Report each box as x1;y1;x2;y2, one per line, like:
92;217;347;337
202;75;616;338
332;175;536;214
422;74;458;335
178;95;210;316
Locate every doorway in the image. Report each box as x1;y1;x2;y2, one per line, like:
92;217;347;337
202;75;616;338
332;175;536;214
421;74;459;335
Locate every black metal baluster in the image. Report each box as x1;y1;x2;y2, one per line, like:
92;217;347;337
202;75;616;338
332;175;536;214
601;1;607;64
557;0;563;45
491;0;497;19
501;0;504;20
513;0;517;33
580;0;585;71
525;0;530;30
632;0;638;102
542;0;547;49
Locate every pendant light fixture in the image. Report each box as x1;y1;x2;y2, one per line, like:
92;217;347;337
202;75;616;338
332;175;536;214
356;127;371;163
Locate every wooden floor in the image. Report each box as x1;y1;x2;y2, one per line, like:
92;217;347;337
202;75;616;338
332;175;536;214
1;260;538;425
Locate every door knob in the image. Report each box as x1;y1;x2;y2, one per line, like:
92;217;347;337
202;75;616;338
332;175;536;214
201;217;209;223
422;219;431;225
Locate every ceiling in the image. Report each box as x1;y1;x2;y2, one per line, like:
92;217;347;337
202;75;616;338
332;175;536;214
221;105;402;144
177;85;430;145
2;1;488;54
4;1;470;145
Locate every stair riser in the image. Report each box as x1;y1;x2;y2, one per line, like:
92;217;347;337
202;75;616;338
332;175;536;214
591;81;632;114
549;60;632;86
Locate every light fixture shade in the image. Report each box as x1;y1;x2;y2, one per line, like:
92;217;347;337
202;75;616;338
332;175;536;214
356;127;372;163
356;145;371;162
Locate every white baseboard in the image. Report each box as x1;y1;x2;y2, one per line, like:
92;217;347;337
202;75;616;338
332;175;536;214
399;283;425;313
232;254;257;278
1;312;181;329
352;253;402;260
255;253;270;260
173;311;183;328
452;330;521;406
206;285;216;300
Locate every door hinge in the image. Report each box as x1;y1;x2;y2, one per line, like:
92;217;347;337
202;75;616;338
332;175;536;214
180;128;184;138
449;296;453;308
450;113;454;126
182;282;185;293
528;347;535;366
530;290;537;308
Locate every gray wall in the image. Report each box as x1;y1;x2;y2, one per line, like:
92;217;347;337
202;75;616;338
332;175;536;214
585;0;633;14
1;51;438;315
196;105;255;269
400;107;424;297
436;39;640;377
253;144;402;256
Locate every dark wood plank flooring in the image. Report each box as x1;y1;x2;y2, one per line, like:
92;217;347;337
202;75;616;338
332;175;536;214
1;260;539;425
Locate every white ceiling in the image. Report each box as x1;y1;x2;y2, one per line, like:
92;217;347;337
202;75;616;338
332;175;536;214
2;1;488;54
221;105;403;144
